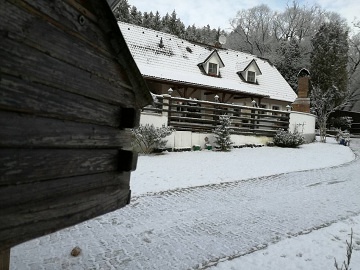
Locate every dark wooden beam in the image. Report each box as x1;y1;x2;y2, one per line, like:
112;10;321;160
183;87;188;98
144;77;268;99
0;249;10;270
224;94;234;103
188;88;197;98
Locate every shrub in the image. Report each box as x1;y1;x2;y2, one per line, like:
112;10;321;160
213;114;233;151
273;128;305;148
132;124;174;154
328;116;352;131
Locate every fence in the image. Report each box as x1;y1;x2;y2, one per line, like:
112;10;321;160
142;95;290;137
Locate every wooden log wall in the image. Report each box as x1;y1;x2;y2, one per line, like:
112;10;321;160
0;0;150;251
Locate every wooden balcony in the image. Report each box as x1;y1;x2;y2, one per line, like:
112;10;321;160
142;95;290;137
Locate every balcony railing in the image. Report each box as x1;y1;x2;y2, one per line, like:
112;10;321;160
142;95;290;137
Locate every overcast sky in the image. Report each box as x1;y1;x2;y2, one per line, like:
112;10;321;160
127;0;359;33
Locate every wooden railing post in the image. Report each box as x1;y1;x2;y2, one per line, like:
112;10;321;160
162;94;171;126
0;249;10;270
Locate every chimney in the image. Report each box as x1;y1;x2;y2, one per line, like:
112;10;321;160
292;68;311;113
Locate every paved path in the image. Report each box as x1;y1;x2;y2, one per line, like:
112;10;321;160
11;140;360;269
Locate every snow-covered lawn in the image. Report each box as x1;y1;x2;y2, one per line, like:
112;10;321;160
132;137;355;196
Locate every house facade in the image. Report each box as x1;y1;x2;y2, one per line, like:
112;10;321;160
118;22;315;148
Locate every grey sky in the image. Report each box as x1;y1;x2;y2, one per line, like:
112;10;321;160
127;0;359;33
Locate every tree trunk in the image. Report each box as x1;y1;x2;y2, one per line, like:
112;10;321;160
319;120;327;143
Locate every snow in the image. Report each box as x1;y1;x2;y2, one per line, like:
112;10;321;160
210;216;360;270
132;137;355;196
10;137;360;269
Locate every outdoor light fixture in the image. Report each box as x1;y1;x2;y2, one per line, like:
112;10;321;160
214;95;219;102
251;100;256;107
168;88;173;95
286;105;291;111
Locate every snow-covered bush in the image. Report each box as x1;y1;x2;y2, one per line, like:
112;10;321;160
328;116;352;131
213;114;233;151
132;124;174;154
273;128;305;148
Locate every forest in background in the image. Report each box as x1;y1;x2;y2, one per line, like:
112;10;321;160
113;0;360;111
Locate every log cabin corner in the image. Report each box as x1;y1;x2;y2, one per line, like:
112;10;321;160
0;0;152;264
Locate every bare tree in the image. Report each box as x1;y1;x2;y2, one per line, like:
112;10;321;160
311;86;350;142
229;4;274;56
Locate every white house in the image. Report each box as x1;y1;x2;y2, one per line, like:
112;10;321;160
118;22;316;148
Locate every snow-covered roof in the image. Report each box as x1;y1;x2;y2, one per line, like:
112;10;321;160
118;22;297;102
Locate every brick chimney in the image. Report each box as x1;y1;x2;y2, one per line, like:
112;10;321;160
292;68;311;113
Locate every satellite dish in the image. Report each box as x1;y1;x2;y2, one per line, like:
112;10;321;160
219;35;227;45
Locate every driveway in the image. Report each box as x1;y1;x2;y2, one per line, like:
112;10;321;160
11;139;360;269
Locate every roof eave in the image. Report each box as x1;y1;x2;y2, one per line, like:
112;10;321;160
143;75;269;99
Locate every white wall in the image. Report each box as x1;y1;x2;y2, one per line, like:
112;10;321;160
140;112;167;128
139;110;316;149
289;111;316;143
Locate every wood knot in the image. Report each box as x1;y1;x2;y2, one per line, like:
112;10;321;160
78;15;85;26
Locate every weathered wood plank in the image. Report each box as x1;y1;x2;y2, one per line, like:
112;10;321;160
0;1;132;87
0;111;132;148
0;74;122;127
0;149;119;185
0;185;130;250
5;0;111;55
0;171;130;209
0;37;135;107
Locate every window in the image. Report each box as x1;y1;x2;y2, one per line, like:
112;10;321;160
272;105;280;116
259;104;267;115
247;71;256;82
208;63;218;76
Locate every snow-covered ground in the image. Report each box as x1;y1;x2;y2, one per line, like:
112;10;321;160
210;216;360;270
132;138;355;196
10;138;360;269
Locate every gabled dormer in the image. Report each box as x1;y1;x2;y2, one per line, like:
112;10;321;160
198;50;225;77
237;59;262;84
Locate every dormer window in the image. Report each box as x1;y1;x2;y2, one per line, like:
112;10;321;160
198;49;225;77
247;71;256;83
208;63;218;76
237;59;262;84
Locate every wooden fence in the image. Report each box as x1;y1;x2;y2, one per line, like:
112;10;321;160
143;95;290;137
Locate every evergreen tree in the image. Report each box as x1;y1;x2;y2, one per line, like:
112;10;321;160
310;21;349;100
129;6;142;25
310;20;350;142
213;115;233;151
142;12;151;28
274;38;302;92
161;13;170;33
153;11;162;31
113;0;130;22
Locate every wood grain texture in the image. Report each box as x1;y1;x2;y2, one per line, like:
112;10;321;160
0;0;132;88
0;74;122;127
0;171;130;210
0;149;119;185
0;185;130;250
0;111;132;148
0;37;135;107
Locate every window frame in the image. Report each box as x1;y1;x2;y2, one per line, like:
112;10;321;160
272;105;280;116
247;71;256;83
208;62;218;76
